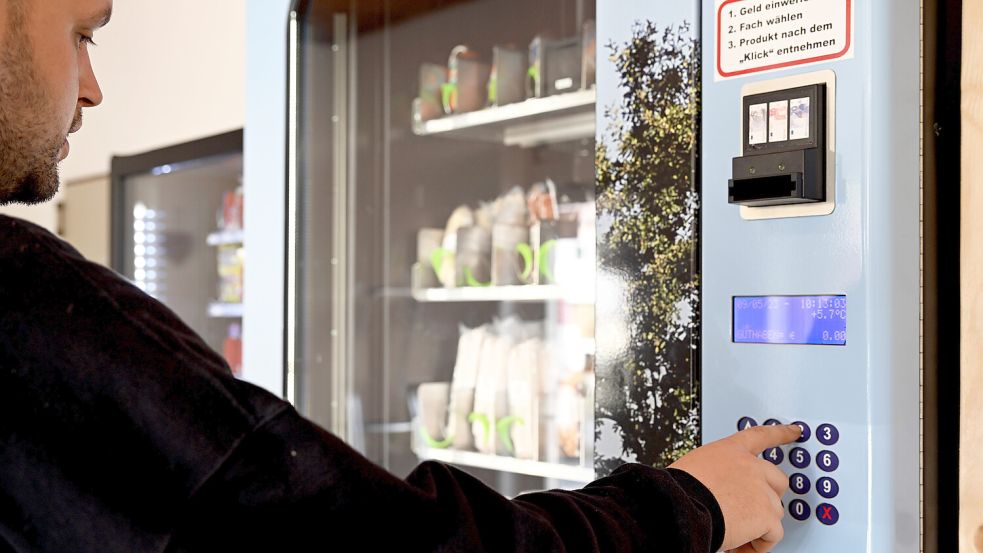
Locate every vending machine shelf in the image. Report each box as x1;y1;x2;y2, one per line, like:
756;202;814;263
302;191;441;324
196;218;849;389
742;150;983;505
413;445;595;483
206;229;245;246
412;89;596;147
208;302;244;318
410;285;595;304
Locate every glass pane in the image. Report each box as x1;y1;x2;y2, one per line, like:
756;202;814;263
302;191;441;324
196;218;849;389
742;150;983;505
118;153;244;375
292;0;596;495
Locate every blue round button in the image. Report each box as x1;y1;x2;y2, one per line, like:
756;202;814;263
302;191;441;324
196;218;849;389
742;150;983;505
764;447;784;465
816;503;840;525
789;473;811;495
789;499;811;521
737;417;758;431
789;447;811;469
817;477;840;499
792;421;811;443
764;418;782;426
817;450;839;472
817;423;840;446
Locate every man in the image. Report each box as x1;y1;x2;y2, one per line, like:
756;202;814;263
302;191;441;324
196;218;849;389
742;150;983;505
0;1;800;551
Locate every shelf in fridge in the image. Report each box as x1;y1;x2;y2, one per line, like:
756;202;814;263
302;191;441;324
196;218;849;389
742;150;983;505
206;229;244;246
410;284;594;304
412;89;596;148
413;445;595;483
208;302;244;318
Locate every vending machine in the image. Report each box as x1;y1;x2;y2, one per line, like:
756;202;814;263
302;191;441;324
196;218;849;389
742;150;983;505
281;0;958;549
698;0;958;551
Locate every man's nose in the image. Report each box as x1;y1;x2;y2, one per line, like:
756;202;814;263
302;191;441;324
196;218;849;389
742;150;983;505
79;50;103;108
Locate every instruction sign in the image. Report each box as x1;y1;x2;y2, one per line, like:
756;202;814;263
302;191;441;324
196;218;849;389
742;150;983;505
715;0;853;80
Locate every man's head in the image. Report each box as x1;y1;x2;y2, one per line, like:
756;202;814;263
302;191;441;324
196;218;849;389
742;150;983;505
0;0;110;205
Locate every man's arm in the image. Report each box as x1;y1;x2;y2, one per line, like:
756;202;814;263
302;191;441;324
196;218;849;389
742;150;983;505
0;216;792;552
162;387;724;553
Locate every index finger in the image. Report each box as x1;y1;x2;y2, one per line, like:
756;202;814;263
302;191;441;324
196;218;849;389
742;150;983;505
734;424;802;454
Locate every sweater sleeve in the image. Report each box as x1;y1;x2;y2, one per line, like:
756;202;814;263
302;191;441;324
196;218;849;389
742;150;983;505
164;389;724;553
0;215;723;553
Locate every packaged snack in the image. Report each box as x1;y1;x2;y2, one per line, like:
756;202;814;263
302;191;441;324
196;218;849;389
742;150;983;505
442;46;490;115
489;46;526;107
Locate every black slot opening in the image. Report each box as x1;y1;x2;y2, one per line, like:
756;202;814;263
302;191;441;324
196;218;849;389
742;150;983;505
729;174;796;202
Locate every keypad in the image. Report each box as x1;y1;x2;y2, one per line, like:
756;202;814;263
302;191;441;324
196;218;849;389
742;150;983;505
738;416;841;527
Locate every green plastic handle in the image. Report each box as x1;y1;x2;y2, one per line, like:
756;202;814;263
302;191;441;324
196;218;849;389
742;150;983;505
468;412;492;447
464;267;491;288
496;416;525;455
441;83;457;112
538;239;557;283
516;243;534;282
430;248;450;278
488;76;498;104
419;426;453;449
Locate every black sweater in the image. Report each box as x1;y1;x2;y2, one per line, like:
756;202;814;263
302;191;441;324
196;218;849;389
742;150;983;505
0;215;724;553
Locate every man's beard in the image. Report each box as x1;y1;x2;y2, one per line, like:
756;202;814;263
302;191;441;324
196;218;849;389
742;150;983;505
0;15;69;205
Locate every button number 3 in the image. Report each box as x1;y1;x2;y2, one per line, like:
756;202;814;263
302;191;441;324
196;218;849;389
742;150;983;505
817;423;839;445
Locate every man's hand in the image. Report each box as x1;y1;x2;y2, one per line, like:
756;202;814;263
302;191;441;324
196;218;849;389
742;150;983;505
669;424;801;552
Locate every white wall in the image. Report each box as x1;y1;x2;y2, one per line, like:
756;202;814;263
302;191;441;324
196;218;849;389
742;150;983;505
962;2;983;550
242;0;290;396
0;0;247;231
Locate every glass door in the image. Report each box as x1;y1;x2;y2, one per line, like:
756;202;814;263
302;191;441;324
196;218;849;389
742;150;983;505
112;131;245;377
288;0;597;494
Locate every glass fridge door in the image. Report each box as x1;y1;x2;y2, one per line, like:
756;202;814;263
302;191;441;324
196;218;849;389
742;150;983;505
112;133;245;377
288;0;597;494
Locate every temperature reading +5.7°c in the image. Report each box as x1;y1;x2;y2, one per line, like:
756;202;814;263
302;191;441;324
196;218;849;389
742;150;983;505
733;295;847;346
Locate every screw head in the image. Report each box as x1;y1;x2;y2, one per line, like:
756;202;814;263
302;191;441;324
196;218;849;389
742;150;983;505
778;163;786;171
749;167;756;175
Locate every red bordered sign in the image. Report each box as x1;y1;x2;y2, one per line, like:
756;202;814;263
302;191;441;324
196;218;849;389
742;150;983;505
716;0;852;80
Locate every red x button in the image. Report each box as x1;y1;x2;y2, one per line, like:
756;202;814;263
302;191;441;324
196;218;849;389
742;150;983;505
816;502;839;526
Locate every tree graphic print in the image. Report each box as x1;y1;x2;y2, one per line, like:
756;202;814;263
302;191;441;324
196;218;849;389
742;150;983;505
595;22;701;474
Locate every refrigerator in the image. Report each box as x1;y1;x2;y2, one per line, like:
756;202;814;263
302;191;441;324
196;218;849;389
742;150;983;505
111;130;246;377
286;0;701;496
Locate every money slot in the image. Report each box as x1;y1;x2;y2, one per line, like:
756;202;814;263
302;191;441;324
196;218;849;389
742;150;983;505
729;83;827;208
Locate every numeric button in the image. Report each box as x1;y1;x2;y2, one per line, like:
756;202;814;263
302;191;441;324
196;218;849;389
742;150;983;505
737;417;758;431
789;473;811;495
763;447;784;465
816;423;839;446
789;447;811;469
791;421;811;443
789;499;811;521
817;477;839;499
817;450;839;472
816;503;839;526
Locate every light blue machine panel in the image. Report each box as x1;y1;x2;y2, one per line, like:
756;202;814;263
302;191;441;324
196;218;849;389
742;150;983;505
701;0;921;551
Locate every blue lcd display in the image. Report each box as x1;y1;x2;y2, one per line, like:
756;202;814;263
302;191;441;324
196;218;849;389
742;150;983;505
732;295;847;346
